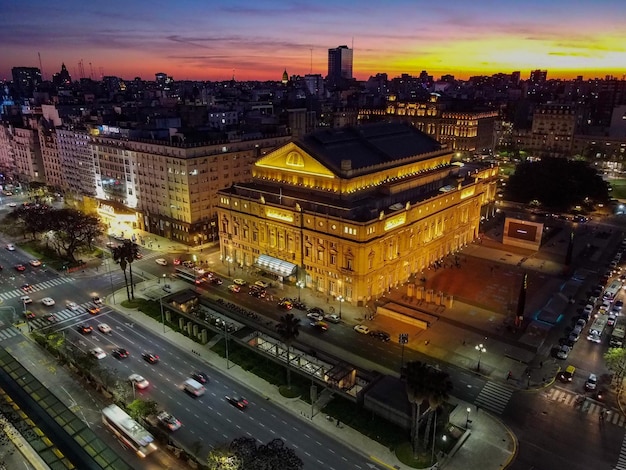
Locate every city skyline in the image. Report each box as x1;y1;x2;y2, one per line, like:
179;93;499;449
1;0;626;82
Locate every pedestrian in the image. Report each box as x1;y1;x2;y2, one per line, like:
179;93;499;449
507;371;512;380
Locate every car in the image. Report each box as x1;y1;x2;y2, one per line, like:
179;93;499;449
191;372;209;384
14;264;26;272
157;411;181;431
249;288;266;298
599;301;611;314
92;296;103;305
87;305;100;315
210;276;223;285
616;300;624;311
307;311;323;321
572;325;583;336
142;352;160;364
370;330;391;342
112;348;129;359
29;260;42;267
23;310;36;320
173;258;182;265
585;373;598;391
233;278;247;286
43;313;58;322
182;260;194;268
98;323;112;334
77;324;93;335
568;330;580;343
308;307;325;316
66;301;79;311
558;365;576;382
105;241;117;248
5;243;15;251
155;258;168;266
227;284;241;293
90;347;107;360
7;202;16;208
254;280;270;289
279;299;293;310
608;314;617;326
225;395;248;409
21;284;33;292
129;374;149;389
310;320;329;331
583;304;594;316
20;295;32;304
354;324;371;335
324;314;341;324
556;345;571;360
41;297;55;307
575;318;586;329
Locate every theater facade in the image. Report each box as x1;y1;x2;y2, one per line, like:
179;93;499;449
216;122;498;306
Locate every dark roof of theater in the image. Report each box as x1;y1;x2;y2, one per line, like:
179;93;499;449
295;121;443;173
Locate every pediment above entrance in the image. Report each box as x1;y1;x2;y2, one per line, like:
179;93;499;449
255;142;335;179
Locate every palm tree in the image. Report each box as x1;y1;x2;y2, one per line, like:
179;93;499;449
422;369;453;448
275;313;301;390
111;244;131;301
404;360;431;457
112;240;141;301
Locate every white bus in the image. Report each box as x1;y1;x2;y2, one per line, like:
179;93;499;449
175;267;205;285
587;315;609;343
603;280;622;301
102;405;157;458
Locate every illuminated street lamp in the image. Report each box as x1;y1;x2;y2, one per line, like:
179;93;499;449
337;295;344;319
466;407;472;428
475;343;486;372
226;256;233;277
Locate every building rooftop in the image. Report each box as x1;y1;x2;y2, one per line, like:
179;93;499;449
296;121;443;173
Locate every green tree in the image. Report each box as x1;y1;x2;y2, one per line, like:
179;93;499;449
422;369;453;448
112;244;131;301
404;361;431;457
207;445;241;470
126;399;158;421
604;348;626;376
275;313;301;390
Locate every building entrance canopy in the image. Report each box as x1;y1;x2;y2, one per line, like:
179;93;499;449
254;255;297;277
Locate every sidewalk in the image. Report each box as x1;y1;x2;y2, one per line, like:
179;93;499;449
107;282;516;470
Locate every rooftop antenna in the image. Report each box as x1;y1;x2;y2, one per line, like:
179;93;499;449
38;52;44;80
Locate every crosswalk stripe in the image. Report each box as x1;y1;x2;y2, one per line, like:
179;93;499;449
0;277;73;301
613;433;626;469
474;382;515;414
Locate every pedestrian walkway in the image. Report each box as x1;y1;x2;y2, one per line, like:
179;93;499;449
27;301;107;329
544;387;624;425
615;434;626;470
474;381;516;414
0;277;73;301
0;326;21;342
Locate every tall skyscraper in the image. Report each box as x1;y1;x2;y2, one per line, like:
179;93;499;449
327;45;353;85
11;67;42;98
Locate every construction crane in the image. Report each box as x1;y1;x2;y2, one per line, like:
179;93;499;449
78;59;85;79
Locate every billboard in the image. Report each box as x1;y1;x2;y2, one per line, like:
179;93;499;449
502;218;543;250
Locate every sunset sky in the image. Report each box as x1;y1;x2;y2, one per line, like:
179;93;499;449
1;0;625;82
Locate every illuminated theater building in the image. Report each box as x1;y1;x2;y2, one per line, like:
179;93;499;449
217;122;498;305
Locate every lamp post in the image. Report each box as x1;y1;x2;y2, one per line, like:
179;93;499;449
465;407;472;428
226;256;232;277
337;295;344;319
224;321;230;369
296;280;304;301
475;343;486;372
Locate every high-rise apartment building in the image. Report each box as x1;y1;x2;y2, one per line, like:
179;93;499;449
11;67;42;98
327;45;353;85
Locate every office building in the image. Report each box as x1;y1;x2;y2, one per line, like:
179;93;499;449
327;45;353;86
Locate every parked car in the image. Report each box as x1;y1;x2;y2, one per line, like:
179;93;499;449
369;330;391;342
254;280;270;289
354;325;371;335
233;278;247;286
556;345;571;359
307;311;323;321
324;314;341;324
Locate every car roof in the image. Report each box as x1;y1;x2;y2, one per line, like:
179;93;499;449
565;365;576;373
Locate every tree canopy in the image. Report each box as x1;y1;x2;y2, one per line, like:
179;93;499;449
207;437;303;470
504;157;609;210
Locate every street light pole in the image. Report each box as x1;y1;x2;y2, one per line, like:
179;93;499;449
337;295;344;319
226;256;232;277
297;281;304;301
465;407;471;428
224;321;230;369
475;343;486;372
